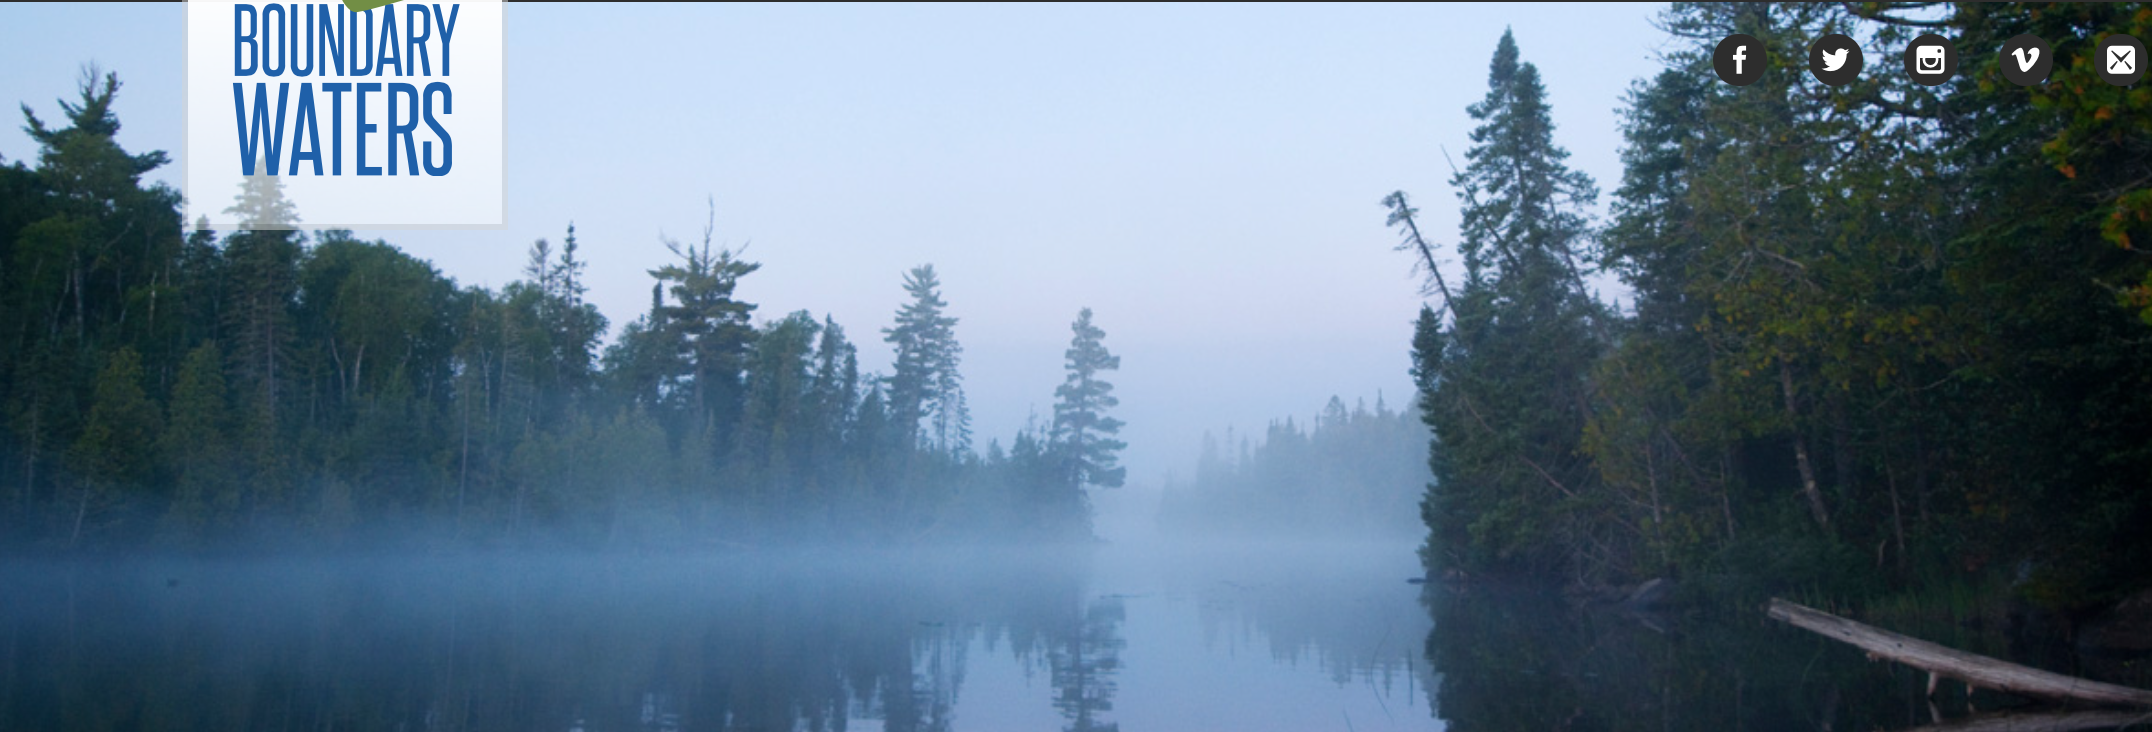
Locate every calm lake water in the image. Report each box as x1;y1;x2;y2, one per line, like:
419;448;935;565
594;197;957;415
2;541;2147;731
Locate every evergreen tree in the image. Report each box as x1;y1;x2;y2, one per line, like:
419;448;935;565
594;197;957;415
1578;59;1729;576
1403;29;1602;579
162;341;233;533
804;315;859;514
6;68;179;531
1161;394;1427;538
648;209;760;452
221;175;303;510
882;264;966;455
18;66;180;351
67;347;159;544
548;224;607;401
175;218;225;354
733;310;821;516
1051;307;1126;522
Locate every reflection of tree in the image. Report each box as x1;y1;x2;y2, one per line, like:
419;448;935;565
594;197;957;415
1050;597;1124;732
1182;546;1429;687
0;551;1114;732
1416;585;2152;731
881;625;965;732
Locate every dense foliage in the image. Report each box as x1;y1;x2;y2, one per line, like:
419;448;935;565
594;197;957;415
1401;4;2152;611
0;70;1125;550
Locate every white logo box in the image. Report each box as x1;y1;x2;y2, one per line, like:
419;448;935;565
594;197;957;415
184;1;503;229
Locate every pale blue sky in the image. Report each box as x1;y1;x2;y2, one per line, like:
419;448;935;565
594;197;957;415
1;2;1670;482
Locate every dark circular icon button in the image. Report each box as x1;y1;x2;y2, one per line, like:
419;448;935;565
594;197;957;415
1808;33;1863;87
1903;33;1957;86
1998;34;2054;86
2098;33;2145;87
1714;34;1767;86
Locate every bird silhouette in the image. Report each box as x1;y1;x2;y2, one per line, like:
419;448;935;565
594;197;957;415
1821;48;1849;71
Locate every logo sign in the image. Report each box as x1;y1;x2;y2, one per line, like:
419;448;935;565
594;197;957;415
1997;34;2053;87
1902;33;1956;86
185;1;503;229
1713;34;1766;87
1808;33;1862;87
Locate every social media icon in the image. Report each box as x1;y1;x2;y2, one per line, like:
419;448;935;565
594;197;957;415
1998;34;2053;87
1902;33;1956;86
2099;34;2145;86
1808;34;1862;87
1714;34;1766;86
1915;45;1946;73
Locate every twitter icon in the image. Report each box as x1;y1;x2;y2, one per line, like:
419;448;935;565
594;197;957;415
1809;33;1863;87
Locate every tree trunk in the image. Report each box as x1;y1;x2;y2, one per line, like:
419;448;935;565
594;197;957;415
1830;390;1853;505
1767;599;2152;708
1887;464;1908;575
68;486;89;549
1779;362;1831;532
22;405;39;517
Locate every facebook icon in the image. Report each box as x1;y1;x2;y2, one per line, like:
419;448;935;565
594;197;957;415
1715;33;1766;86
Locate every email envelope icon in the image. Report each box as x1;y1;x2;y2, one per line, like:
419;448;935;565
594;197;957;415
2112;46;2138;75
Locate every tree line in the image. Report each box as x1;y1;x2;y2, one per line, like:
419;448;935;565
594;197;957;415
1158;395;1427;539
1401;3;2152;612
0;69;1126;550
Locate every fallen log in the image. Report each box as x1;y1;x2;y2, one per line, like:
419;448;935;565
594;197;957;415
1766;598;2152;709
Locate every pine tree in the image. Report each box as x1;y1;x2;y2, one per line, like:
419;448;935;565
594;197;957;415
551;224;606;399
1051;308;1126;499
882;264;965;455
19;66;180;348
648;205;760;455
1402;29;1603;579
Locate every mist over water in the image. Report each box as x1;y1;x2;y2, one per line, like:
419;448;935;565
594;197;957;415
0;525;1439;732
10;509;2152;731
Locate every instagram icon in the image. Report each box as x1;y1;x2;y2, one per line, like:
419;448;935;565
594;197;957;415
1903;33;1956;85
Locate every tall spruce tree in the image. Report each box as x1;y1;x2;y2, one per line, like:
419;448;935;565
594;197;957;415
1404;29;1603;579
1051;308;1126;505
221;175;303;513
882;264;966;455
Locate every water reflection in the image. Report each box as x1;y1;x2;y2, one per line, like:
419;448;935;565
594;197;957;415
1420;584;2152;732
0;550;1125;732
0;543;1447;732
19;546;2139;731
1170;543;1432;688
1049;598;1123;732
